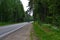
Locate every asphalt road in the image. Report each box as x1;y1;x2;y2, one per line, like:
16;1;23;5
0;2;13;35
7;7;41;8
0;22;31;38
2;23;32;40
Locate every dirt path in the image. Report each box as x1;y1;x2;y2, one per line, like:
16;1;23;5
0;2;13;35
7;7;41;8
2;23;32;40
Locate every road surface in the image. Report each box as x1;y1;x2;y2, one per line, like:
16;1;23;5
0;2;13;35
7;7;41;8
1;22;32;40
0;22;31;39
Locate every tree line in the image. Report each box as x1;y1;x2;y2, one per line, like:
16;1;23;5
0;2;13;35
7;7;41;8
0;0;32;24
29;0;60;27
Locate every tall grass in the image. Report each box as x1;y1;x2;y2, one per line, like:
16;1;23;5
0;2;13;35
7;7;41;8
33;22;60;40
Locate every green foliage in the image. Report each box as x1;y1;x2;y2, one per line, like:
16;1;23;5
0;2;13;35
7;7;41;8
33;22;60;40
24;11;33;22
29;0;60;27
0;0;25;23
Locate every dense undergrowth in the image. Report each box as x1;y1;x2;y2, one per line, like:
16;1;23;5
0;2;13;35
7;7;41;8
33;22;60;40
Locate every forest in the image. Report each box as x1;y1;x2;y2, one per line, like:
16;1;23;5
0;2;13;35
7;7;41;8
29;0;60;40
0;0;32;25
29;0;60;27
0;0;60;39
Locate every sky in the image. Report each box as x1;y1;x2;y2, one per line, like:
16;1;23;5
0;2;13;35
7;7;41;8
20;0;33;16
20;0;29;11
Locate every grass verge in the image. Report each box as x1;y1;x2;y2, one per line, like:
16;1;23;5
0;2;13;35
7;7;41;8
33;22;60;40
0;22;23;26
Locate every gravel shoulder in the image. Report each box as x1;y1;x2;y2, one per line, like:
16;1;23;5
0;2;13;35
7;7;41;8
2;23;32;40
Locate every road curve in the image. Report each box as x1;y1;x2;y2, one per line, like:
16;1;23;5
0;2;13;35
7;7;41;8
0;22;31;38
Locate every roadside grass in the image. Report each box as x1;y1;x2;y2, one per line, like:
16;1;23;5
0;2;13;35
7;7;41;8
33;22;60;40
0;22;12;26
0;22;21;26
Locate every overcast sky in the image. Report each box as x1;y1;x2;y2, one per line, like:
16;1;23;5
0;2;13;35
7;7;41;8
20;0;33;16
20;0;29;11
